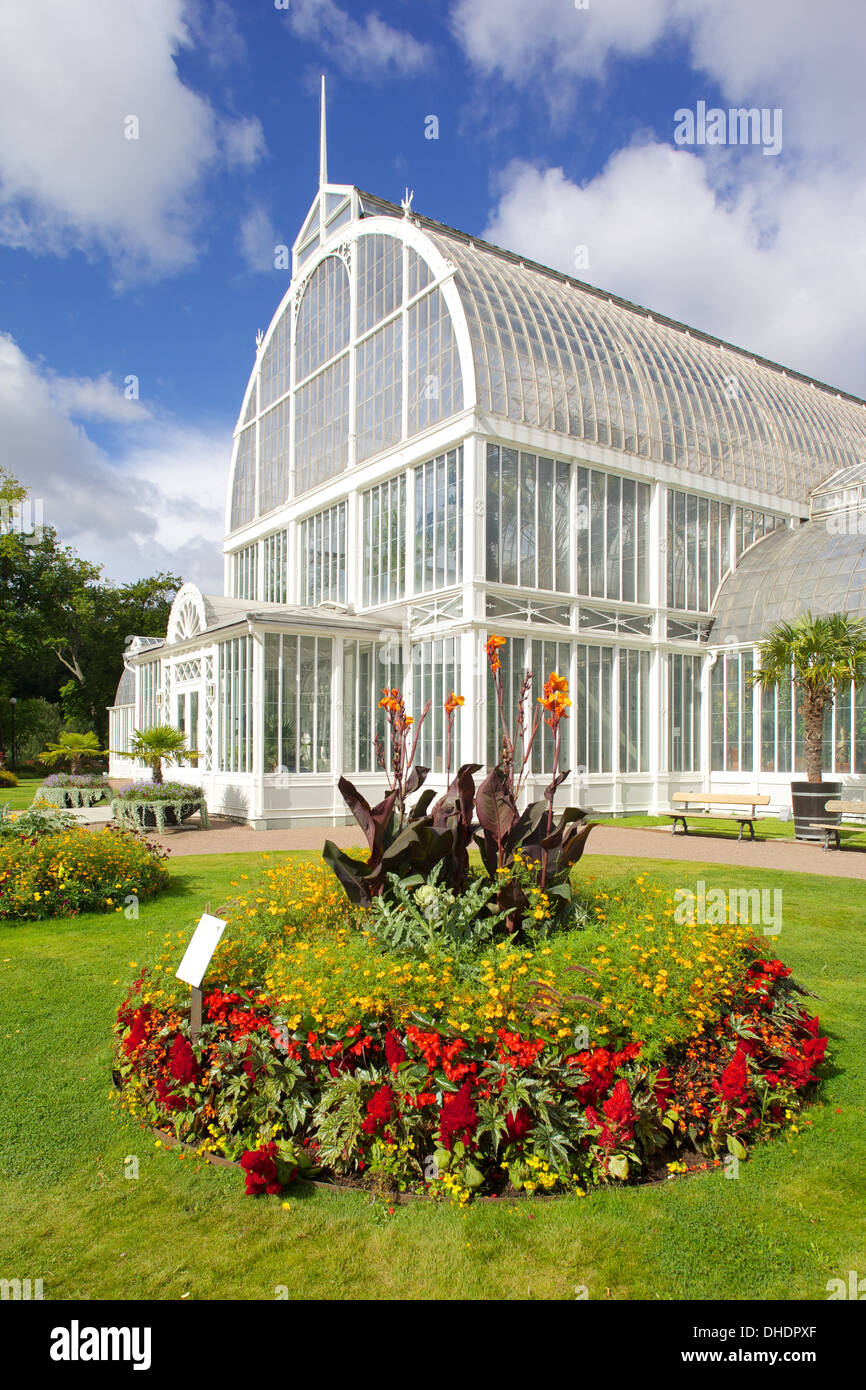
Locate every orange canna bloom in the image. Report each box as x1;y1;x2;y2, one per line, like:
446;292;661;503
484;634;507;672
539;671;571;726
444;691;465;715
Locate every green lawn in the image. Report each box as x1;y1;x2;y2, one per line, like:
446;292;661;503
0;775;44;811
0;850;863;1301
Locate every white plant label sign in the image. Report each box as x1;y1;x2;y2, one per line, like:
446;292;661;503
176;914;226;989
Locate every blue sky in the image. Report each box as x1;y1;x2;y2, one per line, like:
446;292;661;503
1;0;864;589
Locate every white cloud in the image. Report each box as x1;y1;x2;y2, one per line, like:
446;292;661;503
238;204;280;274
0;0;264;283
223;116;267;172
452;0;866;165
483;146;866;395
0;331;228;590
288;0;432;76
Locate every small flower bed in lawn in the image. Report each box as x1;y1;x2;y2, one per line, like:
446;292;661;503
114;858;828;1201
0;825;169;921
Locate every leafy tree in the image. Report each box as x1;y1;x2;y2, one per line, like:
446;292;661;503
0;472;181;743
752;611;866;782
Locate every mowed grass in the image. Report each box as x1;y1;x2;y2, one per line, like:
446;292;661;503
0;849;863;1301
603;811;866;847
0;775;44;811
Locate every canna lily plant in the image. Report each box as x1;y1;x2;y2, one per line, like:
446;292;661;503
474;636;595;925
323;637;595;936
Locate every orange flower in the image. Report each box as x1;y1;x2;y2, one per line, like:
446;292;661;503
484;634;506;672
538;671;571;727
444;691;465;715
378;686;402;715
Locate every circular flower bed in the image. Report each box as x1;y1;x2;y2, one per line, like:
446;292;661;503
112;781;209;832
0;824;169;921
114;860;828;1202
37;773;112;809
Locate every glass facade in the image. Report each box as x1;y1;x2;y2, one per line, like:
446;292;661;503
231;545;258;601
218;635;253;773
577;466;651;603
575;645;614;775
711;651;754;772
259;400;290;515
407;287;463;436
669;653;703;772
263;530;288;604
300;502;346;606
619;648;652;773
342;639;398;774
362;475;406;607
415;448;463;593
734;506;784;558
412;636;459;773
531;639;573;775
667;489;731;612
263;633;332;773
486;445;570;591
356;318;402;463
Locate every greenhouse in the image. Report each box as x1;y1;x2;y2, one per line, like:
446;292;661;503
108;120;866;825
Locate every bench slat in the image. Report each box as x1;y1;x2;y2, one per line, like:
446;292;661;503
671;792;770;807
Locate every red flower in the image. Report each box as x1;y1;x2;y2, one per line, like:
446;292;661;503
439;1080;478;1151
362;1084;396;1136
504;1107;533;1144
715;1043;750;1104
122;1006;152;1056
168;1034;199;1086
239;1142;283;1196
602;1079;636;1141
154;1076;188;1112
384;1030;407;1073
653;1065;673;1113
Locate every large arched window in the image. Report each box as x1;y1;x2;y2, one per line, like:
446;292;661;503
227;228;467;531
296;255;350;381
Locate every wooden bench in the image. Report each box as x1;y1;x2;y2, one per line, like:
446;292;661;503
667;791;772;843
809;799;866;851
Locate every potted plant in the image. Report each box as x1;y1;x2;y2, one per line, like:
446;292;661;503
111;727;205;830
751;611;866;841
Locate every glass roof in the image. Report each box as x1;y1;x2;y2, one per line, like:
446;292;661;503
710;522;866;643
419;225;866;502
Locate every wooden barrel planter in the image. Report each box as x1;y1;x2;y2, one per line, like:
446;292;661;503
791;781;841;842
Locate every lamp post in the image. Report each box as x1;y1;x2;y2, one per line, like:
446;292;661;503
9;697;16;772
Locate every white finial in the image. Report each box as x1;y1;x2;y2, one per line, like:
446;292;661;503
401;187;414;216
255;329;264;351
319;74;328;189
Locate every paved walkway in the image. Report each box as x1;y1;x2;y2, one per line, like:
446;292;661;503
144;816;866;879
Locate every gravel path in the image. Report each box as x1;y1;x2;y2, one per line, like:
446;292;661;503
146;817;866;878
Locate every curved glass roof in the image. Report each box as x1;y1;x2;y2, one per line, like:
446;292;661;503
420;223;866;502
710;521;866;643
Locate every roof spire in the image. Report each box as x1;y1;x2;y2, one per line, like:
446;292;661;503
319;74;328;189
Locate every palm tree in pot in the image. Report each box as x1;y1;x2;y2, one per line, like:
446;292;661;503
128;725;196;784
751;611;866;840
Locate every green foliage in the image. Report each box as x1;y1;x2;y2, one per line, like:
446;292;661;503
367;866;507;973
0;770;18;787
0;825;169;921
0;472;180;742
0;804;79;840
127;725;195;785
311;1073;366;1168
41;730;105;774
